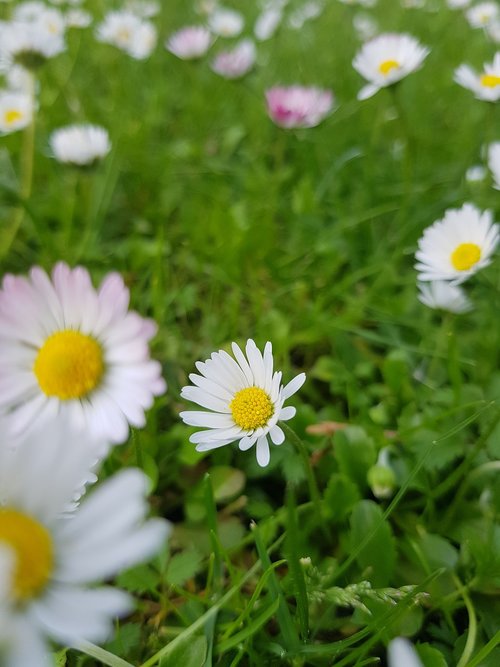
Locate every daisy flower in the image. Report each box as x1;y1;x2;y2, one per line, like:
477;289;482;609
388;638;423;667
65;9;93;29
180;340;306;467
465;164;487;182
0;262;166;443
266;85;334;128
208;7;244;37
2;20;66;68
488;142;500;189
417;281;473;313
415;203;499;284
352;33;430;100
0;419;169;667
96;10;157;60
454;53;500;102
0;90;32;135
50;124;111;166
254;7;282;41
165;26;212;60
447;0;471;8
465;1;499;28
211;39;256;79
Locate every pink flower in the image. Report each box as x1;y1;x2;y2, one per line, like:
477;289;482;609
265;85;334;129
165;26;211;60
211;39;256;79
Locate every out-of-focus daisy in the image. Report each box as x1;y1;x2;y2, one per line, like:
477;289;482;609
288;1;323;29
180;339;306;467
447;0;471;8
417;281;473;313
96;11;157;60
415;203;499;284
65;9;92;29
166;26;212;60
0;262;166;443
454;53;500;102
266;85;334;128
2;21;65;68
353;12;378;40
487;20;500;43
195;0;219;15
12;1;47;22
254;7;282;40
466;1;499;28
465;164;487;182
488;142;500;189
388;638;423;667
211;39;256;79
353;33;429;100
208;7;244;37
5;64;32;92
125;0;160;18
50;124;111;166
0;419;169;666
0;90;32;134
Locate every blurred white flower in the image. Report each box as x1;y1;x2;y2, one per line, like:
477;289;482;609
353;33;429;100
0;90;32;134
266;85;334;128
487;20;500;43
447;0;471;8
488;142;500;189
288;1;324;29
211;39;256;79
418;281;473;313
254;7;282;40
125;0;160;18
465;165;487;182
208;7;244;37
388;638;423;667
166;26;212;59
50;124;111;166
466;1;499;28
353;12;378;40
415;203;499;284
1;20;65;68
454;53;500;101
65;9;92;28
96;11;157;60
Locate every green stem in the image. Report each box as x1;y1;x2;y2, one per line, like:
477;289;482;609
281;423;324;530
454;575;477;667
77;640;134;667
0;72;36;259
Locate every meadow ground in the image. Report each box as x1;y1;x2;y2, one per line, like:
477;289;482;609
1;0;500;665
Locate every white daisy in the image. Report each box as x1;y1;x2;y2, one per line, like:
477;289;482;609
208;7;244;37
1;20;66;68
50;124;111;166
96;10;157;60
454;53;500;101
415;203;499;284
211;39;256;79
388;638;423;667
488;142;500;189
465;1;499;28
417;281;473;313
65;9;92;29
125;0;160;18
0;90;32;134
165;26;212;60
353;12;378;41
0;262;166;444
465;164;487;182
254;7;282;41
447;0;471;8
352;33;430;100
180;339;306;467
0;419;169;667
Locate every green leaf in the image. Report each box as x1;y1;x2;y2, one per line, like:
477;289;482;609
116;565;160;594
416;643;448;667
209;466;245;503
160;636;207;667
418;534;458;571
324;473;361;522
165;549;204;587
335;427;377;491
350;500;396;587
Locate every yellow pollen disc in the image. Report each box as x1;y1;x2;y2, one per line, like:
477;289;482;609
5;109;23;125
34;329;104;400
450;242;481;271
230;387;274;431
117;28;131;42
480;74;500;88
0;509;53;601
379;59;400;76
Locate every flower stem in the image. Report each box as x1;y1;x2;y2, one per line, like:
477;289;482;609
454;574;477;667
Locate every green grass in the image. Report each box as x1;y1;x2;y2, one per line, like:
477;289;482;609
2;0;500;665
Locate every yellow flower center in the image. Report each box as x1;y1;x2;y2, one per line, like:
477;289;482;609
117;28;131;43
4;109;23;125
450;243;481;271
0;509;53;601
34;329;104;400
480;74;500;88
379;59;400;76
230;387;274;431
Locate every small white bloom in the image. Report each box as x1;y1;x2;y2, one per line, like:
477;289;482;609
12;1;47;22
353;12;378;41
415;203;499;284
466;1;499;28
0;262;166;444
0;420;169;666
254;7;282;41
208;7;244;37
388;638;423;667
487;19;500;43
166;26;212;59
2;20;66;67
418;281;473;313
353;33;430;100
180;339;306;467
50;124;111;166
455;53;500;101
96;11;157;60
5;64;32;92
465;165;487;182
125;0;160;18
447;0;471;8
488;142;500;189
211;39;256;79
65;9;92;29
288;1;324;29
0;90;32;135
